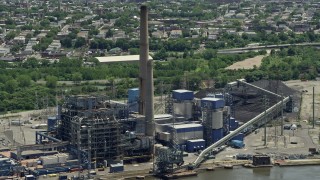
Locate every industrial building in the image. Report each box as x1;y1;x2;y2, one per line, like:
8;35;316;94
0;5;299;178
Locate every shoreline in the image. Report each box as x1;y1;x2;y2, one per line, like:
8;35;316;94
99;158;320;179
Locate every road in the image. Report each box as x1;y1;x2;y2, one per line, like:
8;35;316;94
217;42;320;54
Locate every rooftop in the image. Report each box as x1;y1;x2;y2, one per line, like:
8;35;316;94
172;123;202;129
95;55;153;63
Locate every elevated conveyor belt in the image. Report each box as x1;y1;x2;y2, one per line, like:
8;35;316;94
192;96;290;168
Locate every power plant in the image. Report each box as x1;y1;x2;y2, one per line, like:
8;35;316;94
0;5;300;179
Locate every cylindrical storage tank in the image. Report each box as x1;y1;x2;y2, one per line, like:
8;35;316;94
173;101;193;119
212;110;223;129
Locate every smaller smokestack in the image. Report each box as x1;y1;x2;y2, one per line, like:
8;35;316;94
145;60;154;136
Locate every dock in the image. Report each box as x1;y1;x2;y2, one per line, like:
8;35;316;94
275;159;320;166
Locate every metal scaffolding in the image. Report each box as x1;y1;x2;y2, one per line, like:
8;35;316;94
58;95;123;165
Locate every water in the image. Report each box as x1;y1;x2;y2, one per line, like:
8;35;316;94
182;166;320;180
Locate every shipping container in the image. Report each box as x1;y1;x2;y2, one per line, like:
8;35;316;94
128;88;139;103
212;128;224;143
201;97;225;109
109;163;124;173
172;90;194;101
186;139;205;152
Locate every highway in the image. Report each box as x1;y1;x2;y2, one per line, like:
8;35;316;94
217;42;320;54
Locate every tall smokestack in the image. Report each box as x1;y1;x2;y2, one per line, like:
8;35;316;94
139;5;154;136
139;5;148;115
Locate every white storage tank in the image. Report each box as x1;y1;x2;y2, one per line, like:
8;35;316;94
212;110;223;129
173;101;193;119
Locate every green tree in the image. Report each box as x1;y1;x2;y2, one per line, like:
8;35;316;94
40;19;50;27
17;75;31;87
202;49;217;60
60;37;73;48
153;48;168;60
129;48;139;55
5;31;16;41
74;37;86;48
46;75;58;88
105;29;113;38
72;72;83;85
5;79;18;93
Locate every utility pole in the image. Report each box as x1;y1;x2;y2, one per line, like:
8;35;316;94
281;94;284;136
160;81;164;104
313;86;315;128
263;95;269;146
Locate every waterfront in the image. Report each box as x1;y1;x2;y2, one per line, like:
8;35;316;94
185;166;320;180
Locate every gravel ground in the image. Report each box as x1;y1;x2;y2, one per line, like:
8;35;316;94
225;55;267;70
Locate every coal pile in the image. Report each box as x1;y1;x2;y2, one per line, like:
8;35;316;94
231;80;299;123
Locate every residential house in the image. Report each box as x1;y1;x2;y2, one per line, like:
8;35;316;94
77;31;89;40
170;29;182;38
13;36;26;44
